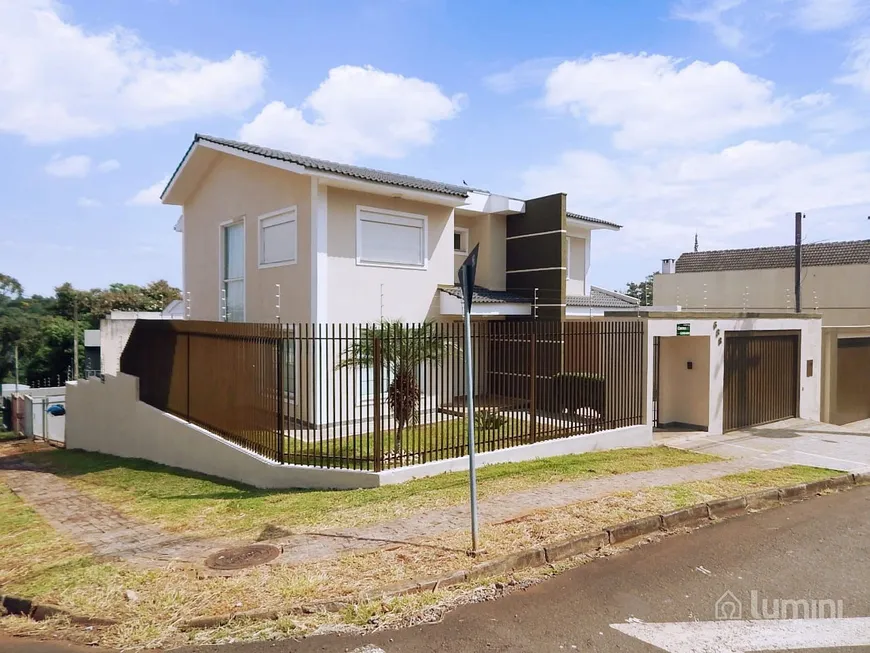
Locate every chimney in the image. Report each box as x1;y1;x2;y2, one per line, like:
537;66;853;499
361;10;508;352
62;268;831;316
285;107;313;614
661;258;676;274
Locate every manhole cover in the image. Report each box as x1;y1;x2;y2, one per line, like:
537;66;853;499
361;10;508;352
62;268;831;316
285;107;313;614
205;544;280;570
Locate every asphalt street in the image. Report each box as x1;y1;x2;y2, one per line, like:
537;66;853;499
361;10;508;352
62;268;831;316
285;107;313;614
4;486;870;653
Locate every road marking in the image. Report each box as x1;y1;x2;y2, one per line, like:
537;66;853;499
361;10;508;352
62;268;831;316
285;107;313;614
611;617;870;652
348;647;386;653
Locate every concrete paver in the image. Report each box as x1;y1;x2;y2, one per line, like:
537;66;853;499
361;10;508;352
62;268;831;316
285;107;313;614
273;456;780;564
661;417;870;473
0;454;223;568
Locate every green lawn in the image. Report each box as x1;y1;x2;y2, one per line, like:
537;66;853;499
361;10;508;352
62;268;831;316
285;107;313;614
0;430;22;442
284;416;564;468
22;445;720;539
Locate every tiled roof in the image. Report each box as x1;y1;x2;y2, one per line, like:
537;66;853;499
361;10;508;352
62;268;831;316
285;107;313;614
194;134;475;197
567;211;622;229
567;287;640;308
440;286;531;304
675;240;870;273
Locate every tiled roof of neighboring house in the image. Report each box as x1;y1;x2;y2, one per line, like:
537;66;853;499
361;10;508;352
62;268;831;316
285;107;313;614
567;287;640;308
566;211;622;229
440;286;531;304
675;240;870;273
193;134;476;197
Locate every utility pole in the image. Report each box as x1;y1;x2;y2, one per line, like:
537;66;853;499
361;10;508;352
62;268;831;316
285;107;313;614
72;298;80;379
794;212;803;314
14;343;19;392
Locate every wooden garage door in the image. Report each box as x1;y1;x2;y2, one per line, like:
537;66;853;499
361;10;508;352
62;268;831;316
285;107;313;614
723;333;799;432
836;338;870;425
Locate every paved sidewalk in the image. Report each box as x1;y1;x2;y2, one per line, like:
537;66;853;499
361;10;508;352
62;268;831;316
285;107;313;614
0;440;796;568
0;453;223;568
661;418;870;474
273;456;780;564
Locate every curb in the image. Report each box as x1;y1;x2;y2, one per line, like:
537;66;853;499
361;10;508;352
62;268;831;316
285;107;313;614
7;472;868;630
0;595;117;626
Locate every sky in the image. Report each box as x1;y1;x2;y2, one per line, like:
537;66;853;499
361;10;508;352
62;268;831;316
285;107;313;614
3;0;870;297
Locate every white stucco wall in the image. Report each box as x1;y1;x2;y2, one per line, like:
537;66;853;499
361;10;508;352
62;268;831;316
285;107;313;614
65;374;380;490
646;314;822;435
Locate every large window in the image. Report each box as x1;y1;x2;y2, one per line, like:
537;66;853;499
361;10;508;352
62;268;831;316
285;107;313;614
259;207;297;268
356;206;427;269
283;339;296;401
222;221;245;322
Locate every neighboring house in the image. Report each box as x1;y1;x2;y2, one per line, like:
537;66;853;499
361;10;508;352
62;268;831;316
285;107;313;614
654;240;870;326
653;240;870;426
100;307;185;376
161;134;637;324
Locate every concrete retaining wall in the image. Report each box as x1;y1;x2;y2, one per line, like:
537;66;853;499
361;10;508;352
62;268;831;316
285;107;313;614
65;374;653;490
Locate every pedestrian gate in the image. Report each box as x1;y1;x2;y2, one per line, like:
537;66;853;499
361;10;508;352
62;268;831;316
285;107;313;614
723;332;799;432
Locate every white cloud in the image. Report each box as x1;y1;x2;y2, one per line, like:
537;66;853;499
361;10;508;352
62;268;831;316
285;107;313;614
794;0;868;31
97;159;120;173
673;0;867;48
0;0;266;143
239;65;464;162
44;153;91;177
837;35;870;92
522;140;870;253
77;196;101;208
127;176;170;206
543;54;815;150
483;58;565;94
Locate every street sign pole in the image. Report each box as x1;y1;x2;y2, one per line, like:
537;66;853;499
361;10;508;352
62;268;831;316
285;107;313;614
458;245;481;554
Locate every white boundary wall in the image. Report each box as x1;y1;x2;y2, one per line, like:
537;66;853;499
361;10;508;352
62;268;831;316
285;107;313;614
65;373;652;489
645;313;822;436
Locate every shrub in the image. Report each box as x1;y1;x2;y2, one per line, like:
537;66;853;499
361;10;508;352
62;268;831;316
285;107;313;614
474;409;507;431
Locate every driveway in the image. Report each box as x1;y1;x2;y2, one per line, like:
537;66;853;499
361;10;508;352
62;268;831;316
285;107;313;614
659;418;870;473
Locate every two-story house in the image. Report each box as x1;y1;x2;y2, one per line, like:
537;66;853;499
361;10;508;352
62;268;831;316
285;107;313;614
162;134;638;325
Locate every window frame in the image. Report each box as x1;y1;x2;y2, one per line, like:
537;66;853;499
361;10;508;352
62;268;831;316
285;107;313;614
454;227;469;255
355;205;428;270
258;206;298;269
219;217;246;322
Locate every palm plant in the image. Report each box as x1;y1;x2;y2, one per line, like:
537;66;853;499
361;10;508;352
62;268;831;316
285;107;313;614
339;320;453;455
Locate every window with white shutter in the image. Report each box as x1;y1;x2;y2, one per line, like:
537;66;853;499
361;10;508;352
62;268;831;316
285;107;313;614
356;207;427;269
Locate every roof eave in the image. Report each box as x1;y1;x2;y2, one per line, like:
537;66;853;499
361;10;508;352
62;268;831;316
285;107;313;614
162;137;468;208
567;215;621;231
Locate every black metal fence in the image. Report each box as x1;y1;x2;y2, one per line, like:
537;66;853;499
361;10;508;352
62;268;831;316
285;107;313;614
121;319;646;471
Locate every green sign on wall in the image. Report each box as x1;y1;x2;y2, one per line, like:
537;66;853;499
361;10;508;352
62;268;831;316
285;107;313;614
676;323;690;336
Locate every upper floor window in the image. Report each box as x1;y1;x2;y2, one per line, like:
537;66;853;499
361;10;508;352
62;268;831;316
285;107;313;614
454;227;469;255
221;220;245;322
356;206;427;269
259;207;297;268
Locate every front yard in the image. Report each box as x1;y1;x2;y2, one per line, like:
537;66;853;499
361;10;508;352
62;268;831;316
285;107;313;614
0;439;841;650
22;444;715;538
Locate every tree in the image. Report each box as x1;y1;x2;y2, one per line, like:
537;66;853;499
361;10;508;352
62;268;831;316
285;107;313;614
0;274;23;300
339;321;453;455
624;274;654;306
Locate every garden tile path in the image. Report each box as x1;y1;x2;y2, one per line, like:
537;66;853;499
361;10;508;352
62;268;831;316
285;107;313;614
272;456;781;564
0;447;225;568
0;440;782;568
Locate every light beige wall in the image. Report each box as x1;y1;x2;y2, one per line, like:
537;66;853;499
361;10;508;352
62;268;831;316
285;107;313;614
654;265;870;326
658;336;710;428
65;374;379;489
183;154;312;323
647;316;822;435
326;188;454;322
566;236;587;297
453;213;506;291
